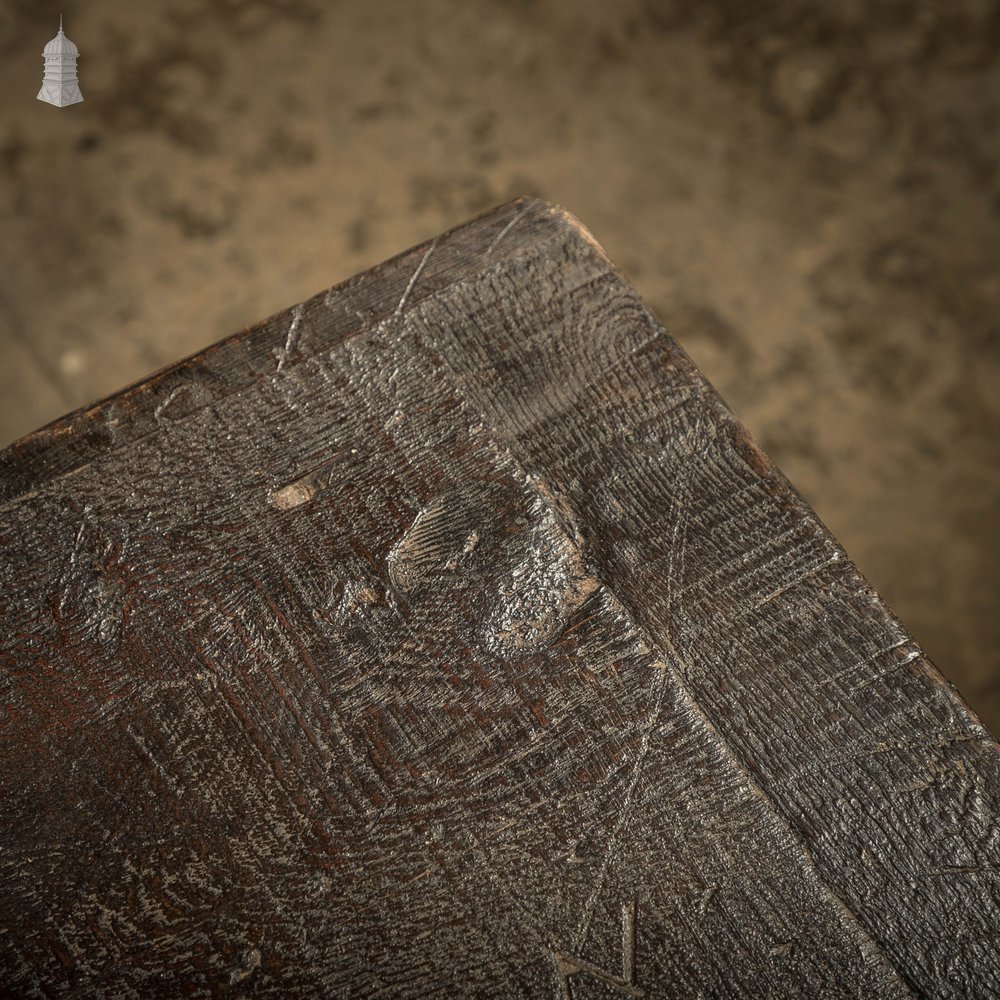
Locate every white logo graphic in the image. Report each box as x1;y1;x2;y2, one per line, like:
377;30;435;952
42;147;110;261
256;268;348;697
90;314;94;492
38;16;83;108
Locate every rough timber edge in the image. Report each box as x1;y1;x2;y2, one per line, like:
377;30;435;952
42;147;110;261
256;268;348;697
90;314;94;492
0;198;590;505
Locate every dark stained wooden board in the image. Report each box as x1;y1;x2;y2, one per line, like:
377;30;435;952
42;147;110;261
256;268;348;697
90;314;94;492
1;198;998;998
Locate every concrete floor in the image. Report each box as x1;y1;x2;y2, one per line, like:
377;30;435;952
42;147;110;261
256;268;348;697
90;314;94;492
1;0;999;731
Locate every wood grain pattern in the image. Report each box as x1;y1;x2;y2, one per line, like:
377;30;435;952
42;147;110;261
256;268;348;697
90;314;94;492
1;198;997;998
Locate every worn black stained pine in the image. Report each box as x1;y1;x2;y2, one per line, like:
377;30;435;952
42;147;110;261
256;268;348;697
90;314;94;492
1;198;998;998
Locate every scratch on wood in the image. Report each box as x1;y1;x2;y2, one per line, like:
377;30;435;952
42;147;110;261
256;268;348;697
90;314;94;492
554;900;644;998
485;206;527;256
274;304;306;371
571;672;670;951
753;554;841;612
154;386;191;421
622;898;637;983
71;506;91;563
394;240;437;320
127;725;182;796
923;865;1000;877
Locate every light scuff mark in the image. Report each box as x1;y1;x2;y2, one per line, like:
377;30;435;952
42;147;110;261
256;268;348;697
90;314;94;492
268;474;320;511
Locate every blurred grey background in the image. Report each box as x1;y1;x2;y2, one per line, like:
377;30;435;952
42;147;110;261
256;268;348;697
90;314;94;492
1;0;999;730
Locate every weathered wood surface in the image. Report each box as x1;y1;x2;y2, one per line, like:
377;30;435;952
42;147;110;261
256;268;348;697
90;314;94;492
1;198;998;998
